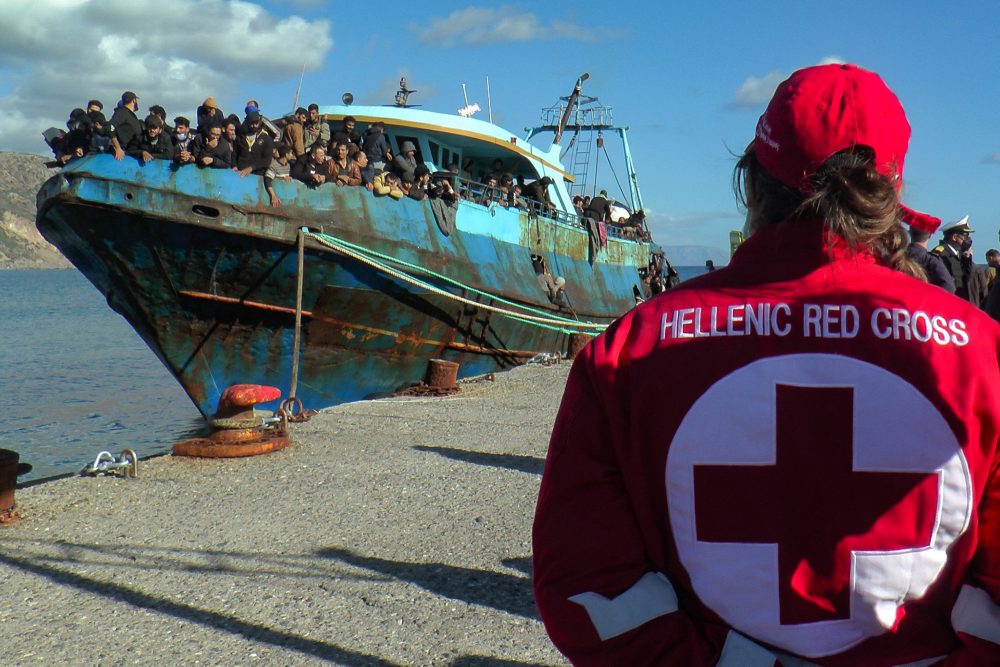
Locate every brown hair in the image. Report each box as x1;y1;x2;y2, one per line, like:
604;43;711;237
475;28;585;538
734;146;925;281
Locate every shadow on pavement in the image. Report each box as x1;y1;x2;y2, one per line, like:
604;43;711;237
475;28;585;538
318;545;540;619
413;445;544;475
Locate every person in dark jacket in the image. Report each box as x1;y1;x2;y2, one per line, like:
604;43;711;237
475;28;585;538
524;176;556;211
291;144;328;186
126;115;174;163
109;91;143;161
353;149;375;190
362;122;391;171
172;116;197;165
56;108;92;164
193;125;232;168
931;217;977;301
584;188;612;221
331;115;360;149
906;223;955;292
392;140;418;182
86;111;112;155
196;97;225;138
233;112;273;177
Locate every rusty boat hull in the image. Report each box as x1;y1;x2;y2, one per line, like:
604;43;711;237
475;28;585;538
36;153;654;417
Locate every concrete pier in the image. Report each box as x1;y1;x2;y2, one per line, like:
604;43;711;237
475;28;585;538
0;363;572;666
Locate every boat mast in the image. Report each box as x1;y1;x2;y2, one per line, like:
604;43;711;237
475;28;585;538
527;74;644;212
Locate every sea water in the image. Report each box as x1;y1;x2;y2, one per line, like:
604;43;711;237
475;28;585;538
0;266;712;483
0;270;204;482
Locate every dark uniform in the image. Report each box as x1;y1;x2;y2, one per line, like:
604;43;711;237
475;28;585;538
931;217;977;302
907;243;955;292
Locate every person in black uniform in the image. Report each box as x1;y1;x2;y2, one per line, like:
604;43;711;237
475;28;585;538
906;215;955;292
932;217;977;302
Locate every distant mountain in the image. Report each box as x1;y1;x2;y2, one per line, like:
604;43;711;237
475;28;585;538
0;151;71;269
661;244;730;266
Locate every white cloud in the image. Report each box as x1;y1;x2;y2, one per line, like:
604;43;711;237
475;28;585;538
729;56;847;110
729;71;787;109
414;6;603;47
0;0;332;154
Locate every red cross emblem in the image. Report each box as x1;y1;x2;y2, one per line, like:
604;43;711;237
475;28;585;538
666;354;971;657
693;384;940;625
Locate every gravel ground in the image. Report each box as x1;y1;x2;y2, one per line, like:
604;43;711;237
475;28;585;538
0;362;572;667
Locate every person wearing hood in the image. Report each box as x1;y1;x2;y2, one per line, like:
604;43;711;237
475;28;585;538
392;140;419;182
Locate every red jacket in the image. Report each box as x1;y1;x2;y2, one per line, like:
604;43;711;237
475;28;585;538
533;220;1000;666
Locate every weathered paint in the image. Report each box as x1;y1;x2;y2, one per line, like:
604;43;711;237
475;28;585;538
38;155;656;418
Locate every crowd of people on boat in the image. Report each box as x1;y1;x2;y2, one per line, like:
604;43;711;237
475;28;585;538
44;91;651;239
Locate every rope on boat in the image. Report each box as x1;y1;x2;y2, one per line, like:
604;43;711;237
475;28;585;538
315;231;587;325
306;231;607;334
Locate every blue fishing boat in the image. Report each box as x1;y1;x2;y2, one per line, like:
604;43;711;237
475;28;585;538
35;76;668;418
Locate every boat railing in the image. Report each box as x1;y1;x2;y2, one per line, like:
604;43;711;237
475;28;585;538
455;176;643;243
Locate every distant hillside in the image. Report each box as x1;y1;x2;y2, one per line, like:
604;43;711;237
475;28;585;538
0;151;71;269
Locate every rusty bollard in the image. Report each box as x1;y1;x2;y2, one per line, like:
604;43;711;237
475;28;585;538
0;449;32;526
427;359;460;388
173;384;291;459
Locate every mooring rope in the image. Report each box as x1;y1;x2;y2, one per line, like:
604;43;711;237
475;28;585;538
306;231;608;334
289;227;306;399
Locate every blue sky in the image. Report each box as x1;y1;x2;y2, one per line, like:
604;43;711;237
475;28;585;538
1;1;998;261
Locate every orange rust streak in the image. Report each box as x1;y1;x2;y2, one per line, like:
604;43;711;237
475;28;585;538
177;290;537;358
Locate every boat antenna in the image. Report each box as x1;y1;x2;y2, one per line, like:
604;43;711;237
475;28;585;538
486;75;493;124
292;63;306;112
458;83;481;118
554;72;590;145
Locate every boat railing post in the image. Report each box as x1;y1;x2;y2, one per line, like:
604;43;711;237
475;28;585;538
289;227;307;400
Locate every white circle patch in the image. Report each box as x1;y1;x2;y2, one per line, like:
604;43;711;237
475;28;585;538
666;354;971;657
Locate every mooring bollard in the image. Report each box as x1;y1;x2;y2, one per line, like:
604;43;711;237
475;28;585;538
0;449;32;526
427;359;460;388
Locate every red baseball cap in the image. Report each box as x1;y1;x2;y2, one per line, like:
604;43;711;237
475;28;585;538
754;63;939;233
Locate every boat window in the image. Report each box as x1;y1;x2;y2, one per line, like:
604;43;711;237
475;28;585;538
428;141;440;165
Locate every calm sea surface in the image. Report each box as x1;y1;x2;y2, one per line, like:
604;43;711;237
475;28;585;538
1;266;711;483
0;269;205;483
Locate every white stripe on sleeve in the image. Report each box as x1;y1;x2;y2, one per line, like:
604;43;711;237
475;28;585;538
568;571;678;641
716;630;777;667
952;584;1000;644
